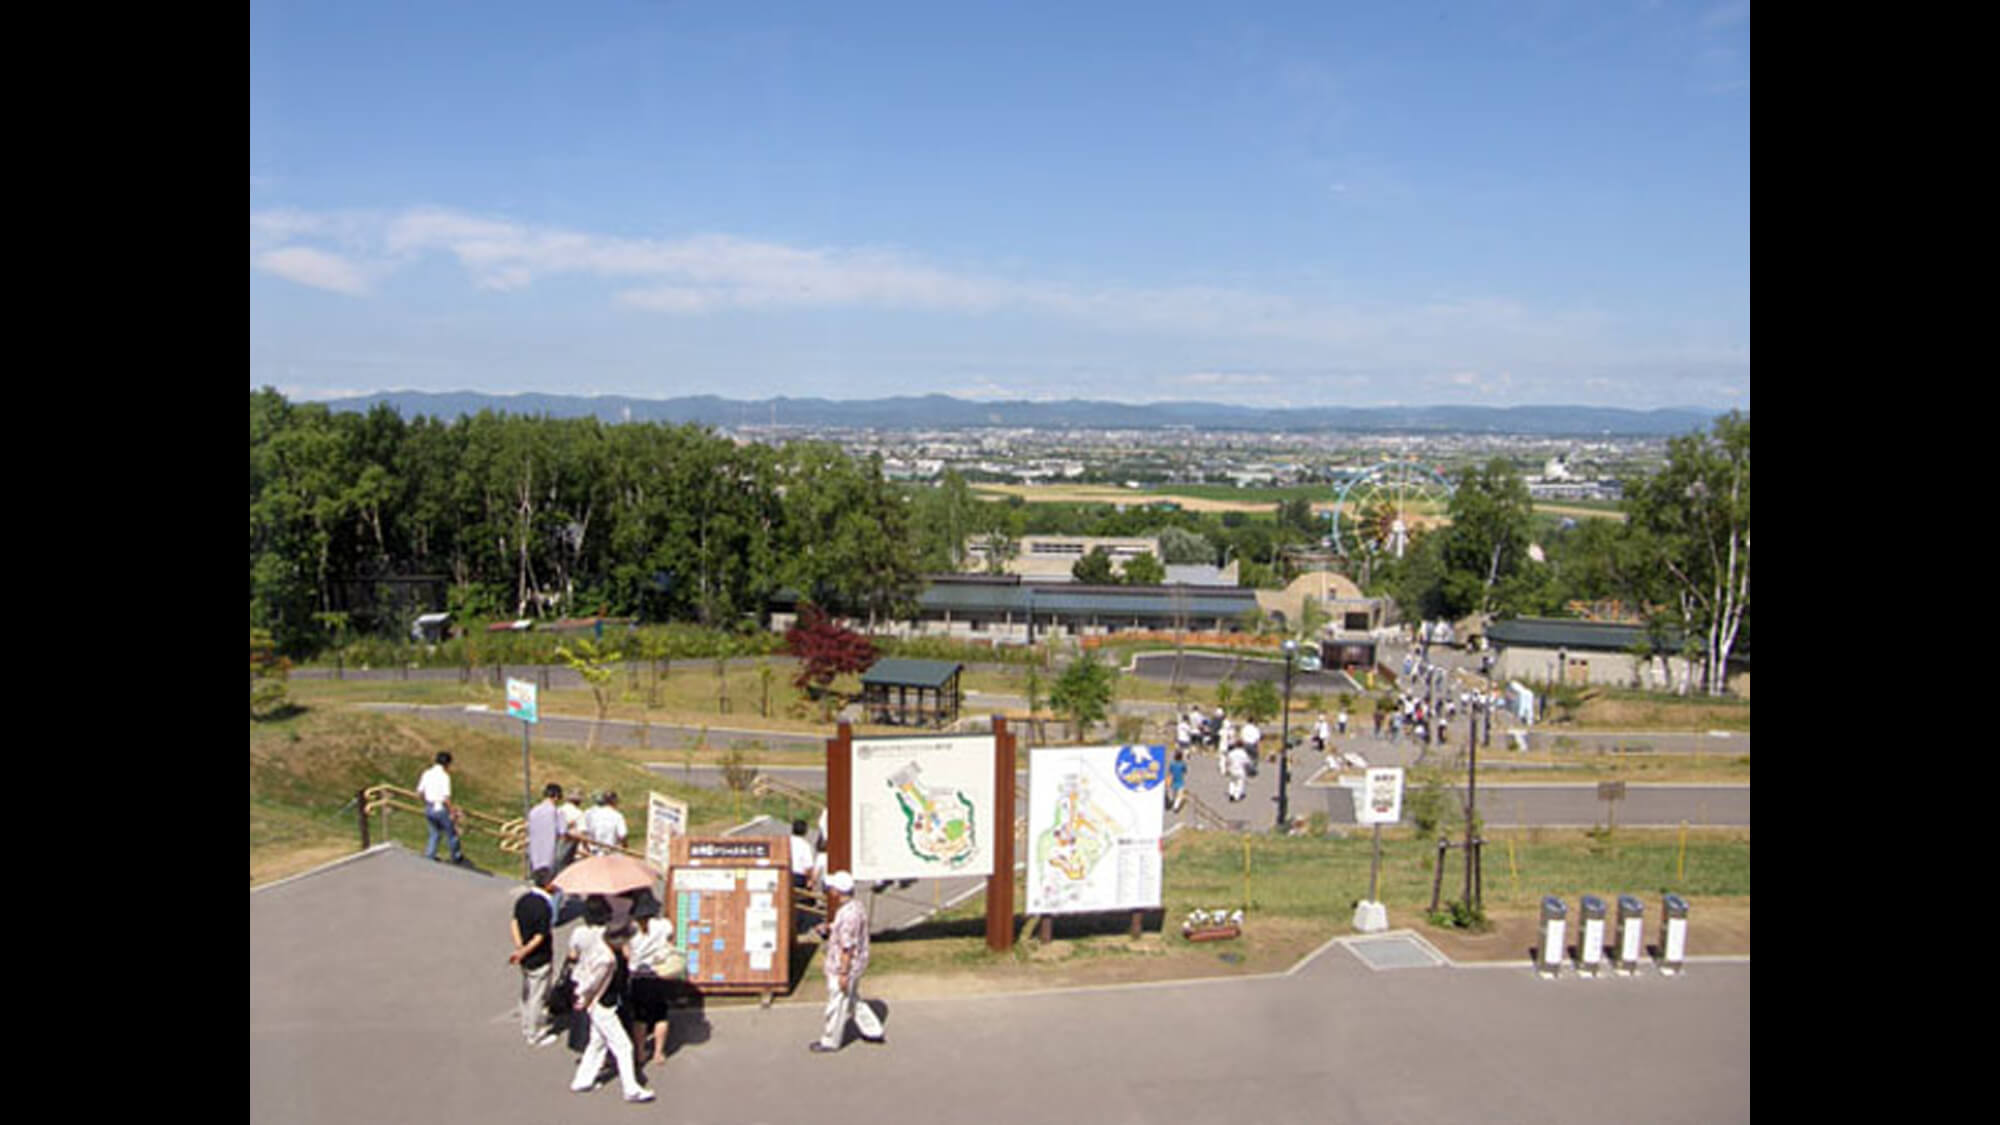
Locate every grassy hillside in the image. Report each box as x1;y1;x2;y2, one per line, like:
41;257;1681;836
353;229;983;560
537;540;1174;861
249;704;810;886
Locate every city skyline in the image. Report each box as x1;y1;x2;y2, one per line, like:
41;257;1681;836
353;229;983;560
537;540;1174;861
250;1;1749;412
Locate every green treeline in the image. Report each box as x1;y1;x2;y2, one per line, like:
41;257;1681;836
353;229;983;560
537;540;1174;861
251;388;917;655
251;389;1745;694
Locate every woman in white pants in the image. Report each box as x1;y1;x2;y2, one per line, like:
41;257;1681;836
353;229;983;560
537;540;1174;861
571;921;655;1102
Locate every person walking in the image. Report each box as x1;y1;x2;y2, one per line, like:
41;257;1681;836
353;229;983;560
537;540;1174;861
1336;707;1349;737
1225;742;1251;802
1311;713;1331;754
1239;718;1263;764
1167;749;1188;813
507;869;561;1048
811;871;884;1053
416;752;465;865
569;918;654;1102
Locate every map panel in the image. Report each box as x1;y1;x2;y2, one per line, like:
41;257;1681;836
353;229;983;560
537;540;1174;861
850;734;997;881
1026;745;1165;914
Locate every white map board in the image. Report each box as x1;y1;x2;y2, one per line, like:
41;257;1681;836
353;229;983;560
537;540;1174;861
1026;745;1166;915
645;791;688;870
850;734;996;881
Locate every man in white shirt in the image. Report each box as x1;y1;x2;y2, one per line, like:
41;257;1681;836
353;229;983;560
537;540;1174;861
789;819;817;892
417;752;465;864
1239;719;1263;763
1225;743;1251;803
582;791;629;857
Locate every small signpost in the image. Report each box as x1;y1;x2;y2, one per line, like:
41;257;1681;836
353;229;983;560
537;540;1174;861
508;678;539;848
1353;767;1404;933
1597;780;1627;833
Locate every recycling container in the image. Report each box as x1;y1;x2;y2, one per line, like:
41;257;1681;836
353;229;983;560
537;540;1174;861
1577;895;1606;975
1615;895;1645;974
1659;894;1689;974
1536;896;1567;976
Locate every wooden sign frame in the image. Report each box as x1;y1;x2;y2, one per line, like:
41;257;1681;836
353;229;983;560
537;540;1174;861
666;835;794;997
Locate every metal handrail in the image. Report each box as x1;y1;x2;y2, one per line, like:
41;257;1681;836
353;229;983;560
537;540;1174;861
360;784;527;855
751;774;821;806
1181;790;1234;832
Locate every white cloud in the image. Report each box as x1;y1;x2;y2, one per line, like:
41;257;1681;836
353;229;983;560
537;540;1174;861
245;205;1699;388
255;247;371;296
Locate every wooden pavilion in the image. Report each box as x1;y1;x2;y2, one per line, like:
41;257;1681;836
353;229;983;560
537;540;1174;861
859;658;964;728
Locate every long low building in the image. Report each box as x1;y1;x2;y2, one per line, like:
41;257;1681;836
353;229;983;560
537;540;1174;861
772;574;1261;645
1485;616;1748;698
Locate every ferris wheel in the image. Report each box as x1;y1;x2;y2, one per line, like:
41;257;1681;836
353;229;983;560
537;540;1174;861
1329;459;1456;559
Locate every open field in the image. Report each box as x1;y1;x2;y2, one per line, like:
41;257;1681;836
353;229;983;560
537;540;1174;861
966;481;1622;523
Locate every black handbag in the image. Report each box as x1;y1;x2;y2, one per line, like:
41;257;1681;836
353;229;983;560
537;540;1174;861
546;962;577;1016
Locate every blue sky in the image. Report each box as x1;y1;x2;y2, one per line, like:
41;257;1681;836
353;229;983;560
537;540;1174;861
250;0;1748;410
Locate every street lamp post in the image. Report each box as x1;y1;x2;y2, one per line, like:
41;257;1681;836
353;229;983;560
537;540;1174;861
1276;638;1297;830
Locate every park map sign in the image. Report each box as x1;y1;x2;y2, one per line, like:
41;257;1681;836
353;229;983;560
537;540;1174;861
665;836;792;997
1026;745;1166;915
849;734;996;882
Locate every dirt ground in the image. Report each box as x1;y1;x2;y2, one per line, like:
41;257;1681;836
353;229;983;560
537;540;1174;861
748;902;1749;1006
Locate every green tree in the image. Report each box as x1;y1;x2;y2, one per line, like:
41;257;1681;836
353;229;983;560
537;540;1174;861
1439;459;1535;618
1236;679;1280;725
1050;651;1117;742
1121;551;1166;586
250;627;291;718
1071;546;1118;584
1624;412;1749;696
555;637;622;749
778;443;920;626
1152;525;1216;565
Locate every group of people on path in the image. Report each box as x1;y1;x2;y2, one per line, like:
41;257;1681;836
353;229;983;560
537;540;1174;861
415;753;632;871
508;873;683;1103
505;805;885;1106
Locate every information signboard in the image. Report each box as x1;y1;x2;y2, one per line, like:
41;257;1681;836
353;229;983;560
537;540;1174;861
1026;745;1166;914
665;836;793;995
849;734;996;881
1357;767;1406;827
506;678;539;724
645;791;688;872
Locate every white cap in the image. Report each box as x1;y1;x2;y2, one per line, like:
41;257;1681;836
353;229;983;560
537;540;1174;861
827;870;855;894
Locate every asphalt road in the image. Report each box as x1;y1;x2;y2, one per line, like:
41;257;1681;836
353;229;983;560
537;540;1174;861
252;847;1749;1125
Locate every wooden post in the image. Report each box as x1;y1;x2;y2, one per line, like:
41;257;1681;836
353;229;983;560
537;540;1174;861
827;721;852;880
1429;838;1449;914
986;716;1017;952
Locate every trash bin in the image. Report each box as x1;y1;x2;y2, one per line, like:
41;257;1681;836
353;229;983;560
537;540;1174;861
1537;896;1567;977
1577;895;1606;975
1659;894;1689;975
1615;895;1645;975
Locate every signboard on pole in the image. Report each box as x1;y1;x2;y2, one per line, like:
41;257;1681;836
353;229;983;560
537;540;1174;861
646;791;688;872
666;836;792;995
1357;767;1406;827
506;678;539;724
1026;745;1166;914
849;734;997;881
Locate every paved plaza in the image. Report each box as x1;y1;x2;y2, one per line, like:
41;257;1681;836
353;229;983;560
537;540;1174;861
251;846;1748;1124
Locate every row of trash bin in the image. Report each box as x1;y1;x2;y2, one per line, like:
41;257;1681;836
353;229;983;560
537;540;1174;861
1537;894;1689;977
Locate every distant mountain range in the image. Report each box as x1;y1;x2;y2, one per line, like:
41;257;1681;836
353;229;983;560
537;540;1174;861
314;390;1723;436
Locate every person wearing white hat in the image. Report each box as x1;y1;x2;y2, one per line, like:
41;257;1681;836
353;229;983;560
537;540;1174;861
810;872;884;1053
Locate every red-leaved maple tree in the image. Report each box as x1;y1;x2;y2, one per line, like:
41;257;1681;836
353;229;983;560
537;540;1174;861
784;604;877;697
